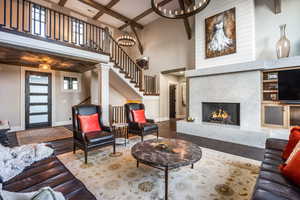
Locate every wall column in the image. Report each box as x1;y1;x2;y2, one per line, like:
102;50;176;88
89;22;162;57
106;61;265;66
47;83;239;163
91;63;111;125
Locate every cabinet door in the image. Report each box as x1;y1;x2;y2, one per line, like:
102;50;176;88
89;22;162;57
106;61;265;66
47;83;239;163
262;105;287;128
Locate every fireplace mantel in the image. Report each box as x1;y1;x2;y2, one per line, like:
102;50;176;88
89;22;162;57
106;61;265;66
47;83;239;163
185;56;300;78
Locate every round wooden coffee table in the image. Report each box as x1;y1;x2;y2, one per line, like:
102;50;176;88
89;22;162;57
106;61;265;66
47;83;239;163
131;138;202;200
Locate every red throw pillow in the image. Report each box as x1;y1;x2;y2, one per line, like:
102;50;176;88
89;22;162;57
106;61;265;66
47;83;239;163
132;109;146;123
280;150;300;186
282;127;300;160
78;113;102;133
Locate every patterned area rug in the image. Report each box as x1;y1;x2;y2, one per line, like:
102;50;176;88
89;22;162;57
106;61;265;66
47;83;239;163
16;127;73;145
58;136;261;200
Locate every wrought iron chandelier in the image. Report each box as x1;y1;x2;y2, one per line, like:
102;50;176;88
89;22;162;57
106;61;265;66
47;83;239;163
151;0;211;19
116;34;136;47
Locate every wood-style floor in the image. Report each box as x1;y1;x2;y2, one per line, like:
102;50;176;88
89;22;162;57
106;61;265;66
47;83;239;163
8;120;265;161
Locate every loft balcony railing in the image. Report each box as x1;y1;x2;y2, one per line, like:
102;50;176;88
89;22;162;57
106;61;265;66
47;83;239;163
0;0;110;54
0;0;159;96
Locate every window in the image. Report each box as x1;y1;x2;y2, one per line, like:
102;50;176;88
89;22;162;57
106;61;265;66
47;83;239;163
71;19;83;45
31;5;46;37
64;77;78;91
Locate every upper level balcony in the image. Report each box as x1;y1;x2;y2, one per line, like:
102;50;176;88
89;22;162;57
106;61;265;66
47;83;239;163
0;0;111;57
0;0;159;95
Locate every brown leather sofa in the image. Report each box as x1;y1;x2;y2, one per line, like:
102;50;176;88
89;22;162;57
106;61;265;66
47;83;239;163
2;155;96;200
252;138;300;200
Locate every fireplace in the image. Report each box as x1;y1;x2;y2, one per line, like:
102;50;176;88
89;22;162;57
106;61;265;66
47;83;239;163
202;102;240;126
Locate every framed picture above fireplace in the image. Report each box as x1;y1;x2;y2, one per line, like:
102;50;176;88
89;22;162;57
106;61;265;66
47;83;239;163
202;102;240;126
205;8;237;59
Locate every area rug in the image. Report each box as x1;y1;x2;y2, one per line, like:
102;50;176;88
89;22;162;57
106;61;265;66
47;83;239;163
58;136;261;200
16;127;73;145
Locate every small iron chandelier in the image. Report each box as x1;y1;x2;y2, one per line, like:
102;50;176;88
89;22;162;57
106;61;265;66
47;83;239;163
116;34;136;47
151;0;211;19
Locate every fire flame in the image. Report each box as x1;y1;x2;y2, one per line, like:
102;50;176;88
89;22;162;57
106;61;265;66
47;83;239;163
211;109;229;120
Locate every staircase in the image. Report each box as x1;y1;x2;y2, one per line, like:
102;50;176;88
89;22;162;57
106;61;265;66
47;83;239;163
105;33;159;96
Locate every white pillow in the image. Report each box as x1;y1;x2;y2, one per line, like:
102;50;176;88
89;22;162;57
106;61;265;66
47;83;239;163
286;141;300;164
0;186;65;200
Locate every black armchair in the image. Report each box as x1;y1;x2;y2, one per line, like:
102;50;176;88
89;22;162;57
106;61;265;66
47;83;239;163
124;103;159;141
72;104;115;164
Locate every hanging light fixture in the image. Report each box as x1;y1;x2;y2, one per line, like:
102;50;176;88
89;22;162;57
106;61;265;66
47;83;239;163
116;34;136;47
151;0;211;19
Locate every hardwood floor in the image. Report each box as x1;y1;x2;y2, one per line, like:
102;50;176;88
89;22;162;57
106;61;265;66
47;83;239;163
9;120;265;161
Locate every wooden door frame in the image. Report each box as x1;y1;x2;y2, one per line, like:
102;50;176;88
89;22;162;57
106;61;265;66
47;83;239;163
168;82;178;119
20;67;56;131
25;71;52;129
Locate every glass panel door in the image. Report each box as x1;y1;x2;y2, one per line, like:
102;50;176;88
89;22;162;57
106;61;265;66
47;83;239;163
25;71;52;129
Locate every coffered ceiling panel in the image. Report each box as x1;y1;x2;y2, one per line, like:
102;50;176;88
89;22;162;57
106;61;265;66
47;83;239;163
111;0;151;20
48;0;60;4
93;0;112;5
138;12;160;26
65;0;99;17
98;14;124;28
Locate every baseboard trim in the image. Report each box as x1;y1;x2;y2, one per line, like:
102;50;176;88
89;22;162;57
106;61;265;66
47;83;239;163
9;126;24;132
155;117;169;122
176;114;186;119
53;121;72;127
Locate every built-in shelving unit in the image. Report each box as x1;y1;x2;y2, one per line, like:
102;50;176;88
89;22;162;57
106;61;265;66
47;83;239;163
262;71;279;102
262;68;300;128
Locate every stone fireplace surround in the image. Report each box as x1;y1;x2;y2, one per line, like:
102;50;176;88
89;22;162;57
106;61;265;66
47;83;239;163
177;57;300;148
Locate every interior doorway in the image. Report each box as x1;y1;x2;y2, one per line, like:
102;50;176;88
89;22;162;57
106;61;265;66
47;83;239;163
25;71;52;129
169;84;176;118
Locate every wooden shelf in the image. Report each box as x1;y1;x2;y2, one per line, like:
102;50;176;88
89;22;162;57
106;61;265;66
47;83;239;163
263;79;278;83
263;90;278;93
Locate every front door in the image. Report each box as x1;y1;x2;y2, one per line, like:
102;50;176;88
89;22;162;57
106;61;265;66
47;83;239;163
25;71;52;129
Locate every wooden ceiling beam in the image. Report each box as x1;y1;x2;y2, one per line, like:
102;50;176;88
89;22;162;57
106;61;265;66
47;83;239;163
130;24;143;55
58;0;68;6
119;0;172;31
178;0;192;40
79;0;143;29
93;0;120;20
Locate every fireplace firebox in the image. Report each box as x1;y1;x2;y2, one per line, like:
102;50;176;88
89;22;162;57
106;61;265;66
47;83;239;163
202;102;240;126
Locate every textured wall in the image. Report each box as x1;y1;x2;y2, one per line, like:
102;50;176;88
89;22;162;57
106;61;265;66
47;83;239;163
0;64;21;127
189;70;262;131
195;0;255;68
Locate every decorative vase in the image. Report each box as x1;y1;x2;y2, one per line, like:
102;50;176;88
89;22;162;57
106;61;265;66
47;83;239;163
276;24;291;59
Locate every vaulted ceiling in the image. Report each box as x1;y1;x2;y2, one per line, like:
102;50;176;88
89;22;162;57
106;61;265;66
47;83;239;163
49;0;166;29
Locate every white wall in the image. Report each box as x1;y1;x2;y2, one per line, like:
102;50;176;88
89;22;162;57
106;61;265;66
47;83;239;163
0;64;21;127
54;71;89;123
0;64;90;130
195;0;255;68
255;0;300;60
110;86;127;106
129;17;196;76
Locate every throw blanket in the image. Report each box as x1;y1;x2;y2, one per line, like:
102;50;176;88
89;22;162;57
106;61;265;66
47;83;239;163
0;185;65;200
0;143;54;182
